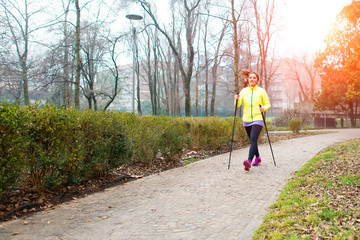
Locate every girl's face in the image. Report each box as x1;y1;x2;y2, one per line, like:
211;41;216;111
248;73;258;87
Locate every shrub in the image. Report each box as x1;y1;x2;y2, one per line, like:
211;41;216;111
275;109;312;128
289;118;301;133
0;103;131;192
157;117;188;163
0;103;253;194
0;103;27;196
78;111;130;179
185;116;248;150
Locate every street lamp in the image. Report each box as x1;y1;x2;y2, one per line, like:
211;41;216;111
126;14;143;113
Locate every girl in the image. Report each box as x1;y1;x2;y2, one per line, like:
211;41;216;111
234;72;271;171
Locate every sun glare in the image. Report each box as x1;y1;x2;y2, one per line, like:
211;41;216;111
277;0;352;56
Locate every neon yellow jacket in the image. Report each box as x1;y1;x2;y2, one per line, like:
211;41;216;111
236;85;271;122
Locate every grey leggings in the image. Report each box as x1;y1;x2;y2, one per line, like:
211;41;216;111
245;124;263;161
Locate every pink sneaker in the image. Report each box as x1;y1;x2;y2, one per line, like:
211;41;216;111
243;160;251;171
252;157;261;166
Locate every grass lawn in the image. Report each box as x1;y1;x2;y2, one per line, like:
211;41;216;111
253;138;360;240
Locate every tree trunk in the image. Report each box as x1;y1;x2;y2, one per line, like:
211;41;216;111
63;2;70;108
195;71;199;116
74;0;81;109
231;0;240;94
22;60;30;105
135;37;142;116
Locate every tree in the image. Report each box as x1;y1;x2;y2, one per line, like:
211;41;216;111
139;0;201;117
81;23;100;110
62;0;72;108
250;0;276;91
101;34;127;111
286;55;319;103
74;0;81;109
210;19;228;116
314;0;360;127
0;0;40;105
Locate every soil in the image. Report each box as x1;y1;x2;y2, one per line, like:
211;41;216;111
0;131;325;222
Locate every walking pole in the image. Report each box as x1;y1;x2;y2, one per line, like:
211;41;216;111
259;105;276;166
228;99;238;169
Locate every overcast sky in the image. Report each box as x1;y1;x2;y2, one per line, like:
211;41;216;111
275;0;352;57
115;0;353;60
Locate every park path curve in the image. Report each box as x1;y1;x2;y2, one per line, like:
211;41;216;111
1;128;360;240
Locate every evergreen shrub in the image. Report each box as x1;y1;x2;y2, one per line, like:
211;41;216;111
0;104;27;195
0;103;250;194
289;118;301;133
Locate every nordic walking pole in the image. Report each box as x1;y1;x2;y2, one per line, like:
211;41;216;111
259;105;276;166
228;98;238;169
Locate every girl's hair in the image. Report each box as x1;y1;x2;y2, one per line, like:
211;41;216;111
239;70;259;88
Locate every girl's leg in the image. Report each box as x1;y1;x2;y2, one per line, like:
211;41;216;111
245;125;263;161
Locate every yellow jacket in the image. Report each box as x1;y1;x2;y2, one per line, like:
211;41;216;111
236;85;271;122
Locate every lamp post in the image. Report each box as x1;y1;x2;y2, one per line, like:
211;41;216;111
126;14;143;113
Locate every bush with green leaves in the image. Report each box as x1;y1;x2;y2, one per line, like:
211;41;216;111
289;118;301;133
157;117;188;163
0;103;131;193
185;116;248;150
77;111;130;180
0;103;252;195
0;103;27;195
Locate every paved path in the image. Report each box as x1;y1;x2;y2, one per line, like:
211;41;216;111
1;129;359;240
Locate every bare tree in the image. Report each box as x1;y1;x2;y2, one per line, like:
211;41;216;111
139;0;201;116
0;0;42;105
286;55;319;103
210;19;229;116
62;0;72;108
250;0;276;91
81;23;102;110
74;0;81;108
101;34;127;111
231;0;240;94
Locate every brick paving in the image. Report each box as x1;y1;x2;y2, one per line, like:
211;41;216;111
1;129;359;240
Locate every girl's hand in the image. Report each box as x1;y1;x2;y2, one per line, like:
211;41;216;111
234;94;239;100
259;106;264;112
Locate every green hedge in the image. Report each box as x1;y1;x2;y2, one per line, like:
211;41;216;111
289;118;301;133
0;103;248;195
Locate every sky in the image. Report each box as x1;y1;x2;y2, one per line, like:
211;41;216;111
275;0;353;57
119;0;353;59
